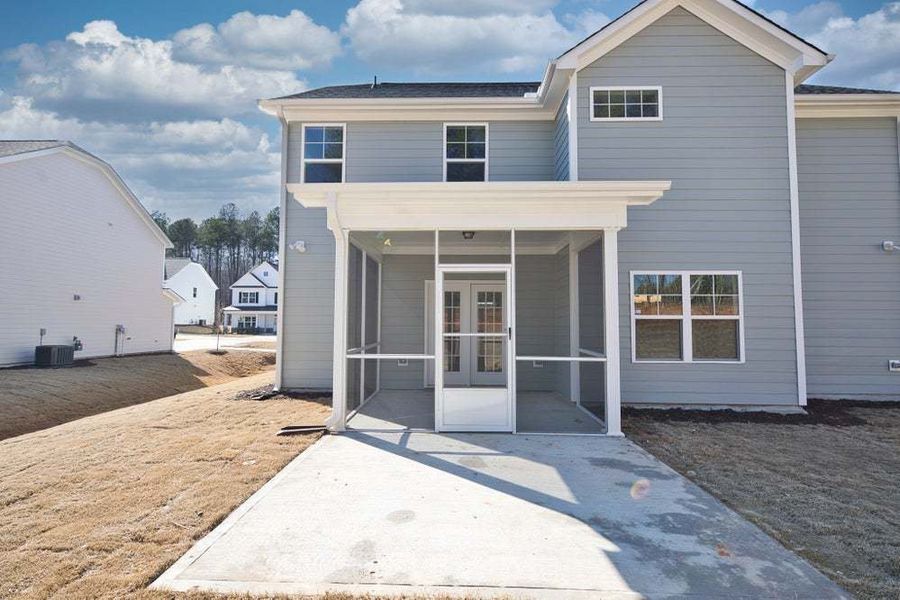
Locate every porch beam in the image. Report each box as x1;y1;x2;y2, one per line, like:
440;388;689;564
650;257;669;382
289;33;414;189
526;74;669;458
603;228;623;437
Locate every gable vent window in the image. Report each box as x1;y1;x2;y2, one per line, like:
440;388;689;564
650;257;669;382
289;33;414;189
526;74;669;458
444;124;487;182
591;87;662;121
303;124;344;183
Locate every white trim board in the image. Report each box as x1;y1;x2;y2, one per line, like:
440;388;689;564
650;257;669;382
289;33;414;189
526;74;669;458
785;74;808;407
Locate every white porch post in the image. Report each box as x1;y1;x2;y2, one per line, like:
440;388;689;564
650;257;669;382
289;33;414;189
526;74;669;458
326;196;348;432
603;228;623;437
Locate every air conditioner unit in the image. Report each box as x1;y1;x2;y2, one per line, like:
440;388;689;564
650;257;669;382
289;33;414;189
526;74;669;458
34;345;75;368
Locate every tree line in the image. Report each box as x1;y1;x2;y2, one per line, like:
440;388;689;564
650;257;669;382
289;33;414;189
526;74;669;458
152;203;279;316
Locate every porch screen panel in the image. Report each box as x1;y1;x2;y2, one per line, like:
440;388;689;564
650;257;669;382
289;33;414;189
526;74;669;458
346;245;363;411
438;230;510;265
578;240;605;408
364;255;379;399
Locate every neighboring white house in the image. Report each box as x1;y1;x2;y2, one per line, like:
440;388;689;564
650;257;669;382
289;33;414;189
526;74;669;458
0;140;179;366
223;261;278;333
164;259;218;326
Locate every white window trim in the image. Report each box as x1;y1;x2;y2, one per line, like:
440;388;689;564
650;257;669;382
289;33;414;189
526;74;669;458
630;270;745;364
443;122;489;182
589;86;663;122
239;291;259;304
301;123;346;183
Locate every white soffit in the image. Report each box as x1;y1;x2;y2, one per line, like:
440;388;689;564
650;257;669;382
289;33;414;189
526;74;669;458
287;181;671;231
555;0;830;83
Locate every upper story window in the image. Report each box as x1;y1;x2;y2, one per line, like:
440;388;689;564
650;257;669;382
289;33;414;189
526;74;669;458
444;123;487;182
302;124;344;183
192;287;197;298
239;291;259;304
590;87;662;122
631;271;743;363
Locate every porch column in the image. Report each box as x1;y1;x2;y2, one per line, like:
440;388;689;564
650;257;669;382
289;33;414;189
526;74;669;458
326;197;348;432
603;228;623;436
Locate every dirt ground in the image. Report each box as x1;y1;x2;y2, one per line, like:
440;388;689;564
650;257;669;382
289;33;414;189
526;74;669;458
625;400;900;600
237;340;277;350
0;373;327;599
0;350;275;440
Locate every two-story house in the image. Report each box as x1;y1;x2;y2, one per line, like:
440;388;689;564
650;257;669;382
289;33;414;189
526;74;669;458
223;261;278;333
164;258;218;327
0;140;179;365
259;0;900;435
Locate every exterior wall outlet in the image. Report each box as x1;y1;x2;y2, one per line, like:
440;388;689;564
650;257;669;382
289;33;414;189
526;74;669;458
889;360;900;372
533;361;543;368
398;359;408;367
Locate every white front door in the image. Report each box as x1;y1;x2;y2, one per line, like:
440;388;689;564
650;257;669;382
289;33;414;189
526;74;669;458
426;281;507;387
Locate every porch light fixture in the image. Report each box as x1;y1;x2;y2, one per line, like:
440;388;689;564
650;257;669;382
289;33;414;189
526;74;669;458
462;231;476;240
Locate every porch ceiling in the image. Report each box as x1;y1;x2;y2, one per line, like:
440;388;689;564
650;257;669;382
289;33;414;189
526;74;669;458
287;180;671;232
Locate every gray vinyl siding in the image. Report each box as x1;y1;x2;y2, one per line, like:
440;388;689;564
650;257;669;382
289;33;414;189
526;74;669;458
288;121;554;184
280;199;335;390
798;117;900;400
577;7;799;405
554;93;569;181
346;122;443;182
489;121;555;181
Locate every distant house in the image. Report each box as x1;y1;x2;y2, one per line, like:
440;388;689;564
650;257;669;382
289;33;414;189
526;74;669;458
0;140;179;366
223;261;278;333
164;259;218;326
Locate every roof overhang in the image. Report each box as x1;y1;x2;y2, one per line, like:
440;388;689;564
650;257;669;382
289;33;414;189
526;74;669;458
795;94;900;118
163;288;185;304
556;0;831;84
259;93;562;122
287;181;671;232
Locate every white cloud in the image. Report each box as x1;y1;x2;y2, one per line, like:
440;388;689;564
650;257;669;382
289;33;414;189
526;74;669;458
343;0;609;75
764;1;900;90
0;96;280;218
3;19;314;122
172;10;342;71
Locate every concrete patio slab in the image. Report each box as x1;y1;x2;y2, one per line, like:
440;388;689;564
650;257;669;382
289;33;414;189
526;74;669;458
153;432;847;599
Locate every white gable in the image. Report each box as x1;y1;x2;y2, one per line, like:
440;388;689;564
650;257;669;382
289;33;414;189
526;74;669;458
231;272;267;289
249;261;278;288
556;0;830;83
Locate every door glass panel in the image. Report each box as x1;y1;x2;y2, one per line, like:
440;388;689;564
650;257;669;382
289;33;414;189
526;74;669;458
443;291;461;373
477;291;503;333
476;291;504;373
478;339;503;373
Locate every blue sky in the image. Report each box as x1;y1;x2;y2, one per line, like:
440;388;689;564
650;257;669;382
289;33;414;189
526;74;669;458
1;0;897;219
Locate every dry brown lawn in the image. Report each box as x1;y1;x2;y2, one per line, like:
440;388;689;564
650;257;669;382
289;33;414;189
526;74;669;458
0;350;276;440
625;400;900;600
0;373;330;599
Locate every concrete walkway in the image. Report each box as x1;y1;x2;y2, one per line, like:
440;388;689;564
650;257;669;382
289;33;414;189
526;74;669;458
173;333;276;353
154;433;847;599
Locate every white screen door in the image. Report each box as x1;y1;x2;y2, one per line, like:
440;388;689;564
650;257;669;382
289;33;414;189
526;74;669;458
434;266;513;432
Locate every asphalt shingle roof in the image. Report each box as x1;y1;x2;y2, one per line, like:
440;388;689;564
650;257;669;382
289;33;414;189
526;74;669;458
273;82;541;100
164;258;193;280
796;84;900;95
0;140;69;158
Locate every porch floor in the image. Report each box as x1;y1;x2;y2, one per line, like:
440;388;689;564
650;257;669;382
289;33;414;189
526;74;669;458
347;389;605;434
